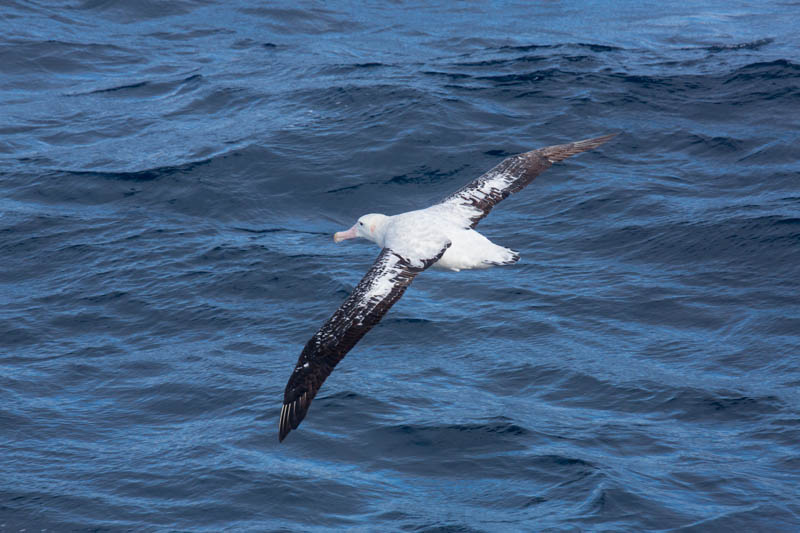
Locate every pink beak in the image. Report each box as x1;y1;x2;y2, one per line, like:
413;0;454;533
333;224;358;243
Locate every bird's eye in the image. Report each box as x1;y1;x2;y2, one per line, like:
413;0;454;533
359;222;364;226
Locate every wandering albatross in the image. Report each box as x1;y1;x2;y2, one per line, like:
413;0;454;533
279;133;616;441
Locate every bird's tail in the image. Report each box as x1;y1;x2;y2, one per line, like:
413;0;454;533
538;133;618;163
482;247;520;266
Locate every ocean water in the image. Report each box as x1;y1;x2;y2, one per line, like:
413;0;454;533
1;1;799;530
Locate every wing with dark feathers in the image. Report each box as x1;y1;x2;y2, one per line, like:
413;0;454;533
438;133;617;229
279;243;450;442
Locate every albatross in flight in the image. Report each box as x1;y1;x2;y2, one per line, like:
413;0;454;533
279;133;616;441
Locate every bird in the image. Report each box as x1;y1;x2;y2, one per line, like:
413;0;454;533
279;133;616;442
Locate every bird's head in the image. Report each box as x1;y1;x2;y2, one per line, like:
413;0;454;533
334;213;388;244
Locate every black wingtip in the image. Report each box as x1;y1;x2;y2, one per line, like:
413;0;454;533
278;401;297;442
278;391;312;443
538;132;618;163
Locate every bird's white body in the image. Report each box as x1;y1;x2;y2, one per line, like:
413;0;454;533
338;207;518;272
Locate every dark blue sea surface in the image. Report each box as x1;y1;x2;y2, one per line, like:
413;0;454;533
2;1;799;530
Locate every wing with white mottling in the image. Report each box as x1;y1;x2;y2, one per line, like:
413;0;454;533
279;242;450;442
437;133;617;229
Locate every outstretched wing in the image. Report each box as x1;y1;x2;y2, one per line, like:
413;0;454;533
437;133;617;229
279;243;450;442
